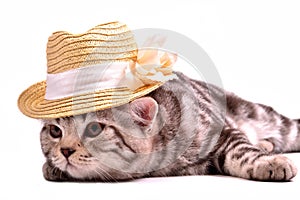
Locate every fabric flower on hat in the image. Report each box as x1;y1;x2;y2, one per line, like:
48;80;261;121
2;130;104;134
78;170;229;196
130;49;178;86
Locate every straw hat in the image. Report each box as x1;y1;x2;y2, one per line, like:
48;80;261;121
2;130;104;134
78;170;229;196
18;21;177;119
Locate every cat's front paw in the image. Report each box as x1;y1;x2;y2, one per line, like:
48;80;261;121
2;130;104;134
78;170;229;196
42;162;70;182
250;155;297;181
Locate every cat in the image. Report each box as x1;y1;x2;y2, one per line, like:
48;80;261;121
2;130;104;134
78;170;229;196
40;72;299;182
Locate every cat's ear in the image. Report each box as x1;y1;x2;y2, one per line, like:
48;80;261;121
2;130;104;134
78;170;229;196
130;97;158;127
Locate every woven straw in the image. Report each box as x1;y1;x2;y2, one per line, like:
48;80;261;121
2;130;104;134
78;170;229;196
18;21;162;119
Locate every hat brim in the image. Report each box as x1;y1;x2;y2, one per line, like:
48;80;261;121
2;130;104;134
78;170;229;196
18;81;162;119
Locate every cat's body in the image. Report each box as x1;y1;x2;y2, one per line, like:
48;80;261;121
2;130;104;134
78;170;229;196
41;72;299;182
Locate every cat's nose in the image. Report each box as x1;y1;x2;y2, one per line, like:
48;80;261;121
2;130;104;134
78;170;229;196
60;148;75;158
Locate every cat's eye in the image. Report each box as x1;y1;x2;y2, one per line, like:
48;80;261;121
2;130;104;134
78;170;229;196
49;125;62;139
84;122;104;138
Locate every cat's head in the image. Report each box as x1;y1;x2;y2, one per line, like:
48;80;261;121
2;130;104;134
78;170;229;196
40;97;164;180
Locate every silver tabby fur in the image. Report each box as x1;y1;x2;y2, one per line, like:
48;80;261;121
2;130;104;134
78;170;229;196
41;72;299;182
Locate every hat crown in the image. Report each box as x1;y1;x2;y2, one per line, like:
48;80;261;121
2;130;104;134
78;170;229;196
46;21;137;74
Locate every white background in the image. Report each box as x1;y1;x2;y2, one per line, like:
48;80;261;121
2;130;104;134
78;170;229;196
1;0;300;199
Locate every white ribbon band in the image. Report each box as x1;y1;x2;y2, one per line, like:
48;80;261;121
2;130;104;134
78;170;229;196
45;62;144;100
45;50;178;100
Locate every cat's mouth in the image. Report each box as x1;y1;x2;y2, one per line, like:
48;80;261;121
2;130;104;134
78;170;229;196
65;162;77;171
52;152;100;179
52;156;79;174
56;157;97;179
59;160;83;178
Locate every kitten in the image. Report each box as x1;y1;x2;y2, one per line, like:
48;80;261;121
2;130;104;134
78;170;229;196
41;72;299;182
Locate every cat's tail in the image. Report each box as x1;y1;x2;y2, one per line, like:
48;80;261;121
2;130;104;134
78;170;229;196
289;119;300;152
275;118;300;153
226;93;300;153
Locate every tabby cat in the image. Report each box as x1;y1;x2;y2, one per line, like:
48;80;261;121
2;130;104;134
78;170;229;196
41;72;299;182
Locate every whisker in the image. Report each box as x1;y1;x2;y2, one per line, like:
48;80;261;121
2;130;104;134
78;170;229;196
94;166;118;183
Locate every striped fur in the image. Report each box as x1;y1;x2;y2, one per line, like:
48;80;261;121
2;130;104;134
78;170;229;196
40;72;299;182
